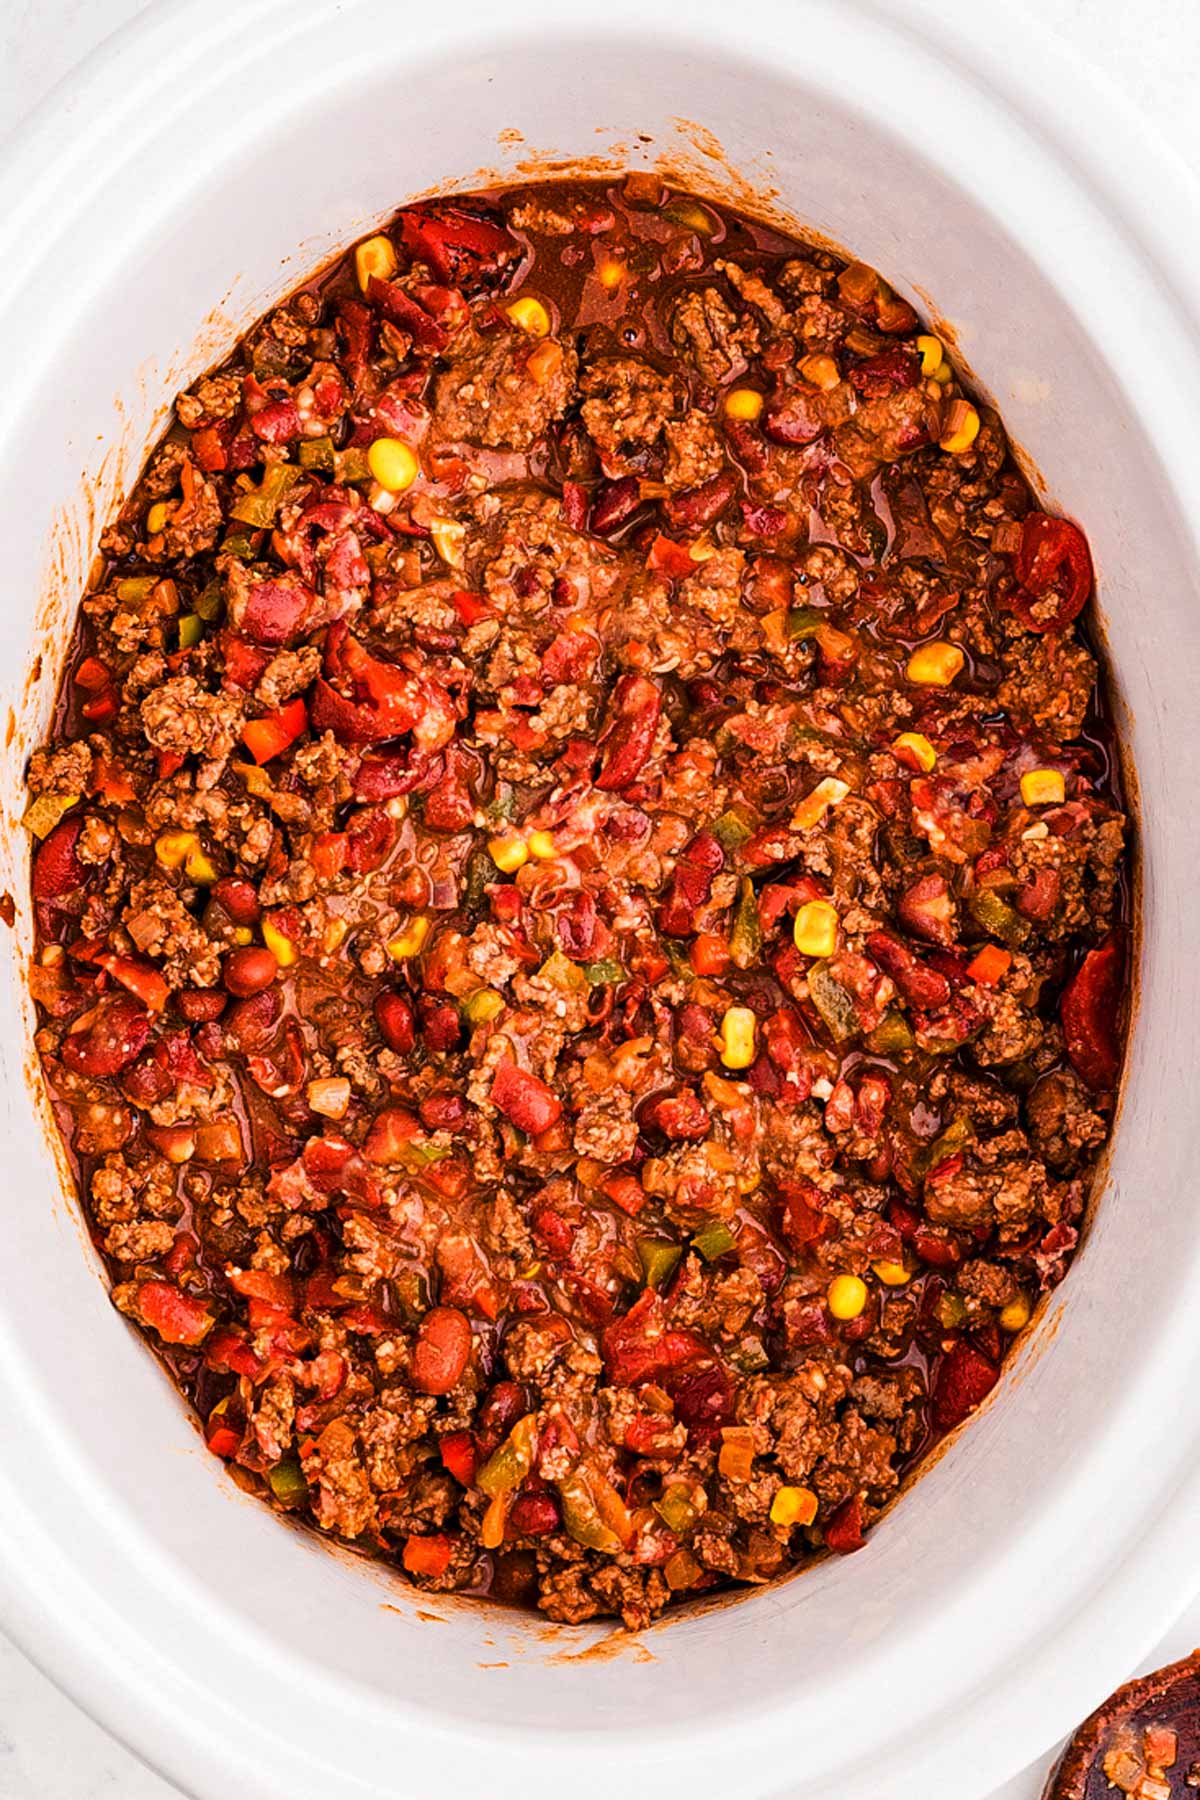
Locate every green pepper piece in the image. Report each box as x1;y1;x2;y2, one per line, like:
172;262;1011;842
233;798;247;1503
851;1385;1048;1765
654;1483;701;1535
692;1221;736;1262
729;876;762;972
936;1296;969;1331
114;575;156;603
230;461;303;528
583;956;625;987
807;959;859;1043
299;434;336;473
335;446;372;485
22;791;80;839
538;949;587;993
637;1237;683;1290
194;578;224;622
461;848;493;915
662;198;715;235
865;1009;916;1056
267;1459;308;1506
711;804;756;851
664;941;692;981
464;987;505;1026
924;1115;973;1172
786;605;826;640
485;783;517;824
220;527;260;560
177;613;204;650
478;1414;538;1499
968;889;1030;948
557;1467;628;1554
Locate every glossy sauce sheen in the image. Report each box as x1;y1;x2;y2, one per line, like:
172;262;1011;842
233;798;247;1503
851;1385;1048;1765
25;177;1129;1627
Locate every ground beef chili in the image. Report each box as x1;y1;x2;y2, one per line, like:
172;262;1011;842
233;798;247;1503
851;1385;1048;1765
1045;1654;1200;1798
25;176;1130;1630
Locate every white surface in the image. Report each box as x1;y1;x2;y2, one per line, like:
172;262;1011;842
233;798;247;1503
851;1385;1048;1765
0;4;1198;1799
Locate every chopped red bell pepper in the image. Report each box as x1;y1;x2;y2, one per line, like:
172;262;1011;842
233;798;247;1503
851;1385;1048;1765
241;696;308;765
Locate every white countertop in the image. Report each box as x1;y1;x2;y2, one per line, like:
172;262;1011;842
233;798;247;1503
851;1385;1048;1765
1;2;1198;1795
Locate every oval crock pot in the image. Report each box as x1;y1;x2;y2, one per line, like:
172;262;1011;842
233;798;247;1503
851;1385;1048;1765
0;4;1199;1797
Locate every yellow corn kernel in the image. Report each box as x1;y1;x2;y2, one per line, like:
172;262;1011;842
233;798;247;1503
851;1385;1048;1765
354;234;397;293
155;829;199;870
323;917;349;954
1000;1293;1032;1333
367;437;418;494
724;387;764;421
827;1273;868;1321
488;833;528;873
429;516;465;569
465;987;505;1025
505;295;551;338
916;333;945;377
872;1259;912;1287
597;259;625;289
893;731;937;773
790;775;850;831
906;641;964;687
799;353;841;391
185;846;217;885
306;1077;351;1120
719;1006;757;1071
145;502;171;536
387;916;430;961
793;900;840;959
527;830;556;860
1020;768;1066;807
770;1485;819;1529
262;914;298;967
939;400;981;455
232;926;254;947
932;362;953;385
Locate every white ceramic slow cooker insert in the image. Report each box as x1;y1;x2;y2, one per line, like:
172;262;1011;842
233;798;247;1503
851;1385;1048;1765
0;4;1199;1797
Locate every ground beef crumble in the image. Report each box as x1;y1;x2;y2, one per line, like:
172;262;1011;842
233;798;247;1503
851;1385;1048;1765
26;176;1129;1633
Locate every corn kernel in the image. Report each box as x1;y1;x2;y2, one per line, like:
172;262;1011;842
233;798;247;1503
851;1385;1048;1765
598;259;625;289
1000;1293;1032;1332
146;502;171;535
466;987;505;1025
354;234;397;293
827;1273;868;1321
724;387;764;421
387;916;430;960
1020;768;1066;807
719;1006;757;1070
232;926;254;947
262;915;298;967
799;353;841;391
770;1485;819;1528
505;295;551;338
525;339;563;385
488;834;528;873
793;900;840;959
939;400;980;455
429;516;465;569
185;846;217;885
893;731;937;773
916;334;945;377
527;830;556;860
906;641;964;687
323;917;349;954
367;437;418;494
791;775;850;832
307;1077;351;1119
155;830;199;870
872;1259;911;1287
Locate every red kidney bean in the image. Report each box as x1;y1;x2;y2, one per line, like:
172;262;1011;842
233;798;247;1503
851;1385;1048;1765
223;946;278;997
62;994;151;1079
418;1092;468;1133
411;1307;473;1395
508;1492;560;1538
213;877;261;927
176;989;228;1022
490;1061;562;1136
374;990;416;1054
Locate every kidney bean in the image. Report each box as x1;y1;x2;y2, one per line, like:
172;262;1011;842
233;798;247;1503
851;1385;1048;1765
62;994;151;1078
931;1341;999;1431
658;831;724;937
411;1307;473;1395
374;990;416;1054
32;816;84;903
866;930;951;1010
645;1089;710;1141
418;1092;468;1132
176;989;228;1022
223;946;279;998
895;873;956;947
508;1492;560;1538
213;877;261;927
419;997;462;1052
223;987;282;1051
589;475;641;536
662;470;736;531
490;1061;562;1135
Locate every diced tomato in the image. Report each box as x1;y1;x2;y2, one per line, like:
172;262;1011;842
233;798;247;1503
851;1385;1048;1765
135;1280;214;1347
824;1494;866;1554
95;953;169;1013
402;1533;454;1578
241;696;308;765
228;1268;296;1312
931;1342;999;1431
647;533;697;579
439;1430;479;1487
1009;512;1093;632
1061;932;1124;1090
